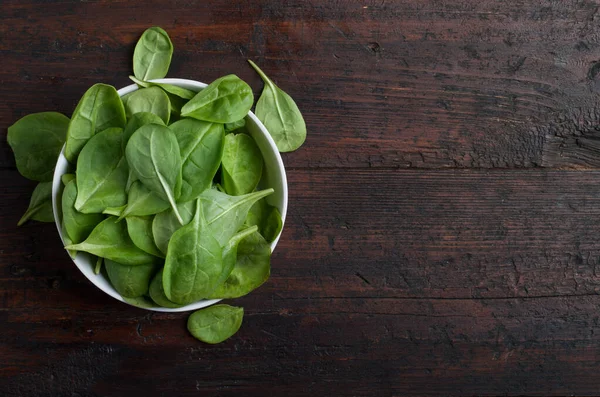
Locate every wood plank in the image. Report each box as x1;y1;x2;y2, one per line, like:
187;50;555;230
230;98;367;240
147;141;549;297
2;0;600;169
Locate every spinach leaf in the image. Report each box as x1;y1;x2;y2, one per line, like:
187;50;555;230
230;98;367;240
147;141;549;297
62;222;77;259
125;123;183;223
208;231;271;299
18;181;54;226
65;217;160;265
199;188;274;246
221;133;263;196
65;84;126;163
170;119;224;202
180;75;253;123
62;180;104;243
123;296;157;308
103;180;169;220
248;60;306;152
75;127;128;213
7;112;69;181
133;27;173;81
61;173;76;186
129;76;196;99
94;256;103;275
149;270;182;308
211;225;257;294
124;86;171;125
163;199;223;305
187;304;243;344
126;215;164;258
245;198;283;243
105;259;156;298
122;111;165;150
152;200;196;254
224;118;246;133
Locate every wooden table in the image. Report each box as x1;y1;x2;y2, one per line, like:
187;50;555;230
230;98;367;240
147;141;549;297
2;1;600;395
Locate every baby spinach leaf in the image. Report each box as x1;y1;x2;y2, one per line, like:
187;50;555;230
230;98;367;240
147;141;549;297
187;304;243;344
94;256;103;275
61;173;76;186
124;86;171;124
122;111;165;150
133;27;173;81
149;270;182;308
245;198;283;243
125;123;183;223
180;75;253;123
170;119;224;202
18;181;54;226
208;231;271;299
126;215;164;258
62;180;104;243
221;133;263;196
129;76;196;99
248;60;306;152
7;112;69;181
103;180;169;220
62;222;77;259
163;200;223;305
105;259;156;298
211;225;257;293
75;127;128;213
65;84;126;163
199;188;274;246
65;217;160;265
123;295;157;308
224;118;246;133
152;200;196;254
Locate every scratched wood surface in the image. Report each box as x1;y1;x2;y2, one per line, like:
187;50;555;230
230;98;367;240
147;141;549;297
2;0;600;396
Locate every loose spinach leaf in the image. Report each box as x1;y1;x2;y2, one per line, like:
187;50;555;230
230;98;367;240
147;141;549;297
75;127;128;213
170;119;224;202
224;118;246;133
94;256;103;275
125;123;183;223
248;60;306;152
187;304;244;344
65;84;126;162
245;198;283;243
163;200;223;305
124;86;171;125
129;76;196;99
221;133;263;196
62;180;104;243
152;200;196;254
149;270;182;308
103;180;169;220
208;231;271;299
126;215;164;258
211;225;257;294
7;112;69;181
105;259;156;298
61;173;76;186
18;181;54;226
199;188;274;246
65;217;160;265
122;111;165;150
133;27;173;81
180;75;253;123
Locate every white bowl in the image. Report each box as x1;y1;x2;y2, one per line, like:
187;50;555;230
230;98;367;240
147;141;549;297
51;78;288;312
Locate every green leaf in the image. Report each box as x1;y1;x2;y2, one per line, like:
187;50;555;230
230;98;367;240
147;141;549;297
65;216;161;266
126;215;164;258
124;86;171;124
187;304;244;344
170;119;224;202
122;111;165;151
248;60;306;152
62;180;104;243
105;259;156;298
221;133;263;196
75;128;128;213
246;198;283;243
18;182;54;226
181;75;253;123
65;84;126;163
148;270;183;308
106;180;169;220
163;199;223;305
152;200;196;254
133;27;173;81
224;118;246;133
8;112;69;181
94;256;103;275
125;123;183;223
211;225;257;294
61;173;76;186
129;76;196;99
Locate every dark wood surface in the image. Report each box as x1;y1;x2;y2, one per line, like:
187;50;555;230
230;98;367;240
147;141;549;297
3;1;600;395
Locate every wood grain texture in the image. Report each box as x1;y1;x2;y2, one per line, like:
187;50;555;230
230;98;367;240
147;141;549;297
3;0;600;396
